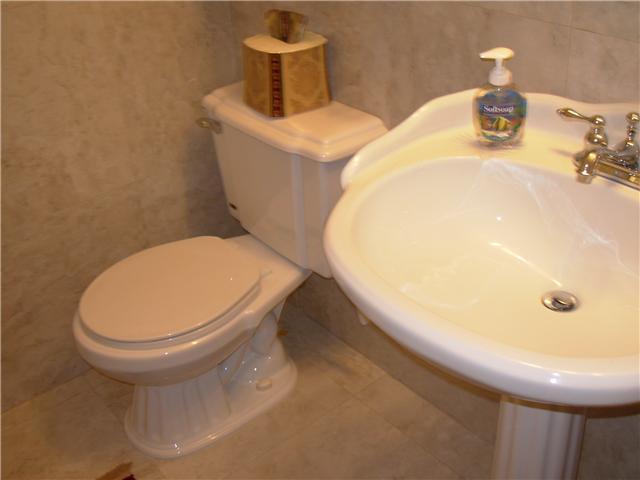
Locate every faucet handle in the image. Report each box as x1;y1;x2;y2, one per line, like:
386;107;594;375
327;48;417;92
557;107;608;147
615;112;640;167
557;107;606;126
624;112;639;143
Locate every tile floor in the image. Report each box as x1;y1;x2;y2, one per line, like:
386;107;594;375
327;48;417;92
2;304;494;479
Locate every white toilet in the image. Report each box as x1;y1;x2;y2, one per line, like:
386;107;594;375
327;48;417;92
73;82;386;458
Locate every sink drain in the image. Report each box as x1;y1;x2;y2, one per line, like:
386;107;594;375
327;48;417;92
541;291;579;312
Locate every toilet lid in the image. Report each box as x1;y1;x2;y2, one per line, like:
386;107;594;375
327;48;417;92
78;237;260;343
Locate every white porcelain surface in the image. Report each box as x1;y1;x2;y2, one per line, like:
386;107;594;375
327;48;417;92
125;317;297;459
325;90;640;407
203;82;387;163
74;235;308;387
492;397;585;479
74;235;308;457
79;237;261;343
204;83;387;278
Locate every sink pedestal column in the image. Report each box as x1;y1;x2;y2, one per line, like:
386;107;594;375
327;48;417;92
491;397;586;480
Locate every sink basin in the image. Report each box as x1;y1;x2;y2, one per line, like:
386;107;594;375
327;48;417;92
325;90;639;478
356;155;638;356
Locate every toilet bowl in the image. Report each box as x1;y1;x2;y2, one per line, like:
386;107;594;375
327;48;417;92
73;81;387;458
74;235;308;457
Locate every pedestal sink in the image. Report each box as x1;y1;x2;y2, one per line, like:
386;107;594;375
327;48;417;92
324;90;639;479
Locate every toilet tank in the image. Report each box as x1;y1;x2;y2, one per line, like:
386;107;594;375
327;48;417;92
202;82;386;278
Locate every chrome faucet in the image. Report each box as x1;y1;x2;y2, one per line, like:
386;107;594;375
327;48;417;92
557;108;639;190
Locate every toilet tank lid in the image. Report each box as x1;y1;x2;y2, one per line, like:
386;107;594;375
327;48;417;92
202;82;388;163
78;237;261;343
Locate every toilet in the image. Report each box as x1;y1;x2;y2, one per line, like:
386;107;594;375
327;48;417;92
72;82;386;459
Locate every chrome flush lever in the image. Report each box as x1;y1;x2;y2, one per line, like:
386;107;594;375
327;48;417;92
196;117;222;134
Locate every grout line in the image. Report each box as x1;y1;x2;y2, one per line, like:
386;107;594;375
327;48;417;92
466;2;573;27
410;438;470;480
1;372;89;417
569;25;640;44
288;304;499;443
78;373;134;435
357;375;494;479
216;394;362;480
282;303;388;394
224;394;445;480
357;397;465;480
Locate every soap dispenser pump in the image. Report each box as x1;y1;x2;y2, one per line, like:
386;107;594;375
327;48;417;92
473;47;527;146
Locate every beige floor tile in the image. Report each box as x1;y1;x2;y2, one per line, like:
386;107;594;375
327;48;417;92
579;412;640;479
280;303;386;394
1;376;164;479
6;304;477;480
357;375;493;479
83;369;134;424
83;368;133;404
102;393;133;426
290;275;500;444
231;398;459;479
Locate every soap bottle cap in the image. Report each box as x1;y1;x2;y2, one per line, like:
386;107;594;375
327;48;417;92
480;47;514;86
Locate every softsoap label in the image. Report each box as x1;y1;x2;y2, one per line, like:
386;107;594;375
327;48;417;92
477;97;526;142
480;104;516;115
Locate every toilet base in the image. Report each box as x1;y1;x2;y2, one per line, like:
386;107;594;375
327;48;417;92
123;335;297;459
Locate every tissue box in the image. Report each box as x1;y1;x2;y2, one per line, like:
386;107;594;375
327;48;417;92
243;31;331;117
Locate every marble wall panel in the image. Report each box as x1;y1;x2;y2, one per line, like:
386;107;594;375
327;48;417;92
230;1;638;128
473;1;573;25
572;1;640;42
2;1;242;410
567;29;640;103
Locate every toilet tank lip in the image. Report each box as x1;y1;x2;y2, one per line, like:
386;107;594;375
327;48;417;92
202;82;388;162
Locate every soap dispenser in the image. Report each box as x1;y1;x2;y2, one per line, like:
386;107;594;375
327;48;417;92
473;47;527;146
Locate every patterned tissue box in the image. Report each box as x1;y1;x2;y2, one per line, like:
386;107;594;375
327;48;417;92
243;31;331;118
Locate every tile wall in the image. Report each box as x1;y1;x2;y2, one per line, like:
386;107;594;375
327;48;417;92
229;1;639;128
1;2;244;410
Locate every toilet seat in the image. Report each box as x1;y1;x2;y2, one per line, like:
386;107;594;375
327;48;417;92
78;236;261;343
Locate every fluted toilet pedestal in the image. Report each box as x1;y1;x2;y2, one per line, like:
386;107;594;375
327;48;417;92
124;314;297;458
491;396;586;480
